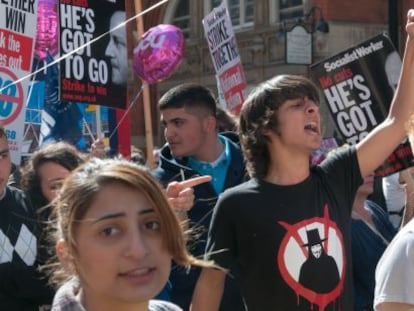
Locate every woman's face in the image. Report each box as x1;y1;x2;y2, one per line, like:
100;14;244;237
38;162;71;202
72;183;171;308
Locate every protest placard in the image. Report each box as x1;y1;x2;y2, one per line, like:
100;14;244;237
203;1;247;114
310;34;414;176
59;0;127;109
0;0;38;164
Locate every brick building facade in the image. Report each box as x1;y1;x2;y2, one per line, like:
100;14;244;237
125;0;413;150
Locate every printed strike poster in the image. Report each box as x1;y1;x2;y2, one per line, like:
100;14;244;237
203;1;247;114
0;0;38;164
59;0;126;109
310;34;413;177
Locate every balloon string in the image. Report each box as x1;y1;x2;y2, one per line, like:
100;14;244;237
82;116;95;142
0;0;170;93
22;61;41;140
25;61;40;108
108;86;143;140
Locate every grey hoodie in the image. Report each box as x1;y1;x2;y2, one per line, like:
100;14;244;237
51;279;182;311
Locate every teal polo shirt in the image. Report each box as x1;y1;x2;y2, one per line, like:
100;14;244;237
188;135;232;194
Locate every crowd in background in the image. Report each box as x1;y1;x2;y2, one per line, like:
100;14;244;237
2;8;414;311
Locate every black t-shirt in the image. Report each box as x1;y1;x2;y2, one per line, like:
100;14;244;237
206;147;362;311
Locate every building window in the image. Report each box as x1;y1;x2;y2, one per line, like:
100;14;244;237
280;0;304;20
164;0;190;38
270;0;307;24
207;0;254;28
172;0;190;37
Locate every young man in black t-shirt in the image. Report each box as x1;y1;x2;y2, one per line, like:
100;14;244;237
191;10;414;311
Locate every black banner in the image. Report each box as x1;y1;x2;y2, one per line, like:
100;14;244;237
59;0;126;109
310;34;414;176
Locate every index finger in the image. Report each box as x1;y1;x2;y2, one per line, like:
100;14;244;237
178;175;212;188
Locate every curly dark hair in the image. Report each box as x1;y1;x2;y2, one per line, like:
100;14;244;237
239;75;320;179
21;142;87;208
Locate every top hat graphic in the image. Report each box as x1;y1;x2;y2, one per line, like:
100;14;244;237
302;228;327;247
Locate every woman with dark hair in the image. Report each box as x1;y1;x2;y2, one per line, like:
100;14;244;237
20;142;88;309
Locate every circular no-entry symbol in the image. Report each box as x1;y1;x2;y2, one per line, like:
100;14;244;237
0;67;24;125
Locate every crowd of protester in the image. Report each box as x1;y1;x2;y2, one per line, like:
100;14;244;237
3;8;414;311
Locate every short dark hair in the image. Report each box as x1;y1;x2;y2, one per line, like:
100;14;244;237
158;83;217;117
239;75;320;179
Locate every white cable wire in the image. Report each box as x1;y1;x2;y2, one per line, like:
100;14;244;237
108;85;143;139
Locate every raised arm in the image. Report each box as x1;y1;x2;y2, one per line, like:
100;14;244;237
357;10;414;177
